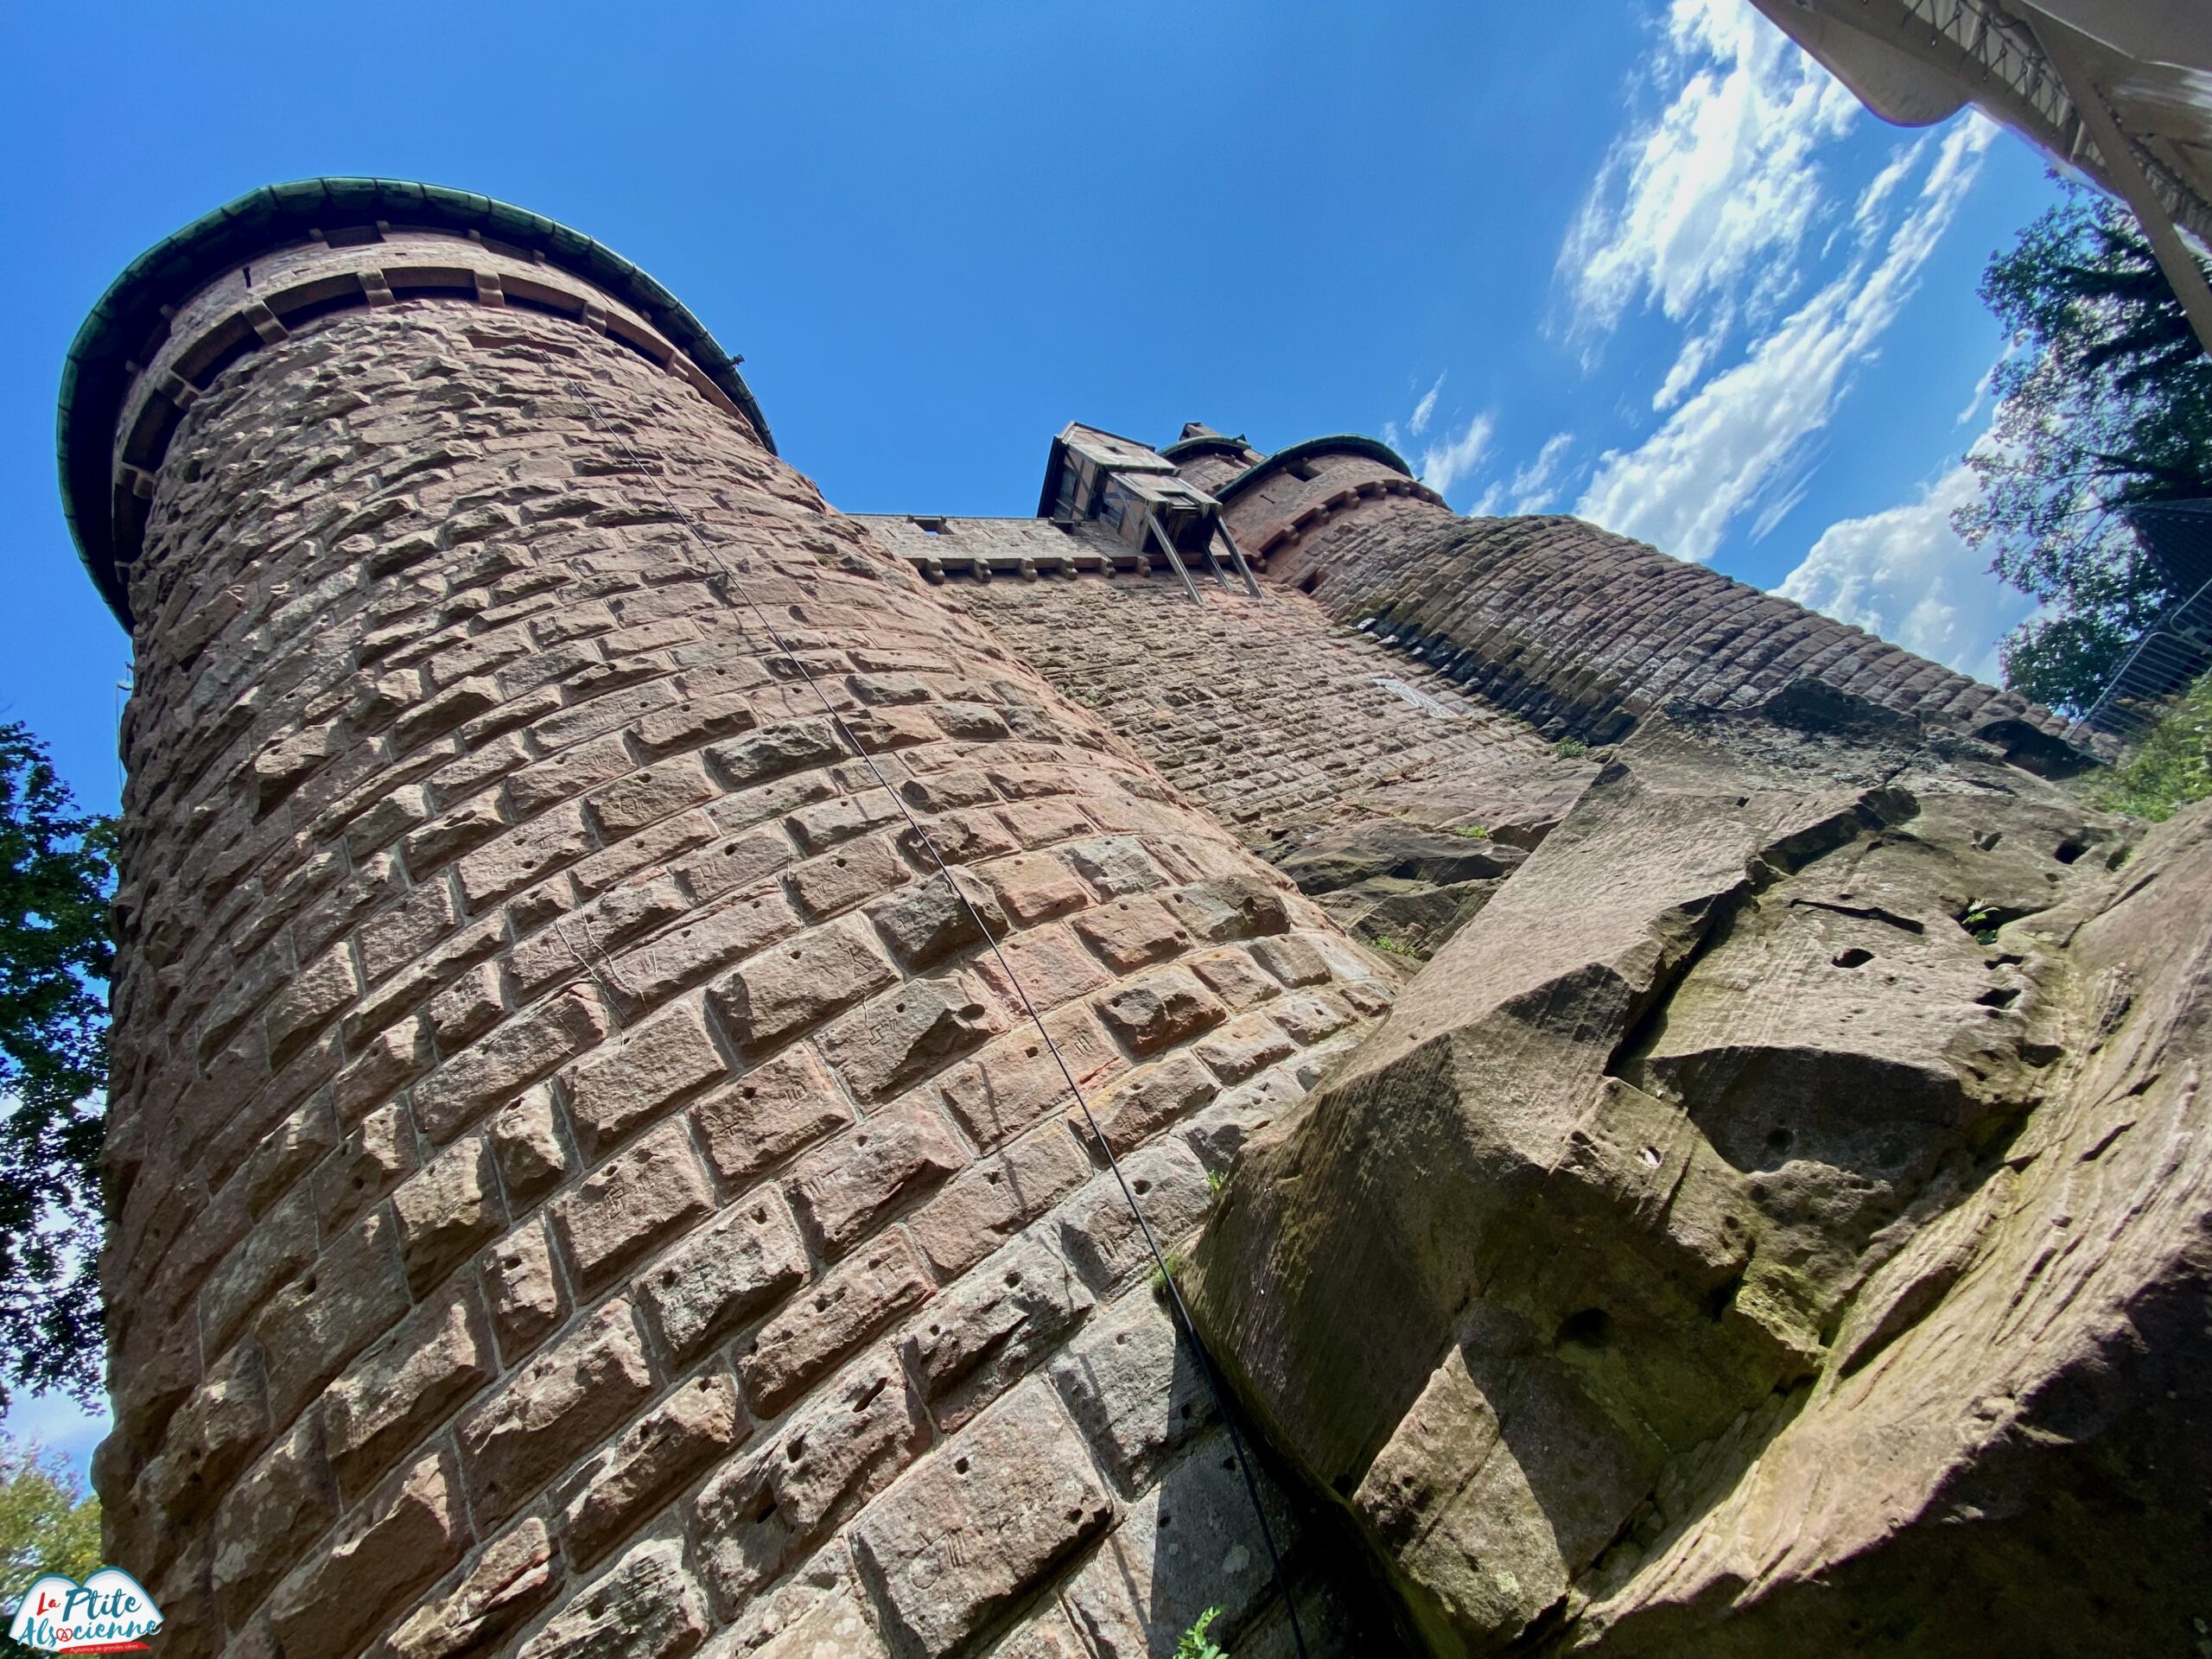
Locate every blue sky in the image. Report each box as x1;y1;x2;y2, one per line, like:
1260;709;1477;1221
0;2;2064;1467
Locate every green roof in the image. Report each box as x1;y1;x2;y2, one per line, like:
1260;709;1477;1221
58;177;771;626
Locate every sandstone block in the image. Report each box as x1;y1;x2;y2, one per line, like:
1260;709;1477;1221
1186;947;1281;1011
316;1101;420;1234
141;1340;267;1528
1267;989;1352;1043
322;1285;496;1501
391;1133;505;1295
787;1094;967;1257
903;1233;1094;1430
412;988;607;1143
454;801;593;909
693;1353;926;1612
255;1206;412;1426
1063;836;1167;897
633;690;758;758
636;1190;808;1363
589;756;720;841
505;732;632;819
1092;1052;1218;1155
975;922;1113;1008
211;1411;336;1629
459;1300;658;1527
423;961;505;1052
897;768;998;814
1058;1433;1296;1656
788;833;911;920
1164;874;1293;941
200;1185;317;1357
489;1084;571;1206
1048;1292;1213;1495
563;998;728;1160
668;823;794;903
264;943;360;1070
481;1219;569;1364
1096;968;1228;1057
787;787;900;854
1192;1014;1295;1084
864;871;1006;971
985;852;1091;926
709;918;895;1052
706;720;842;788
403;792;507;877
739;1231;932;1418
266;1449;468;1659
615;887;801;1008
554;1370;747;1566
851;1379;1114;1657
815;972;1006;1104
1072;895;1190;973
690;1044;851;1189
907;1123;1095;1281
747;1590;890;1659
381;1516;562;1659
514;1537;709;1659
553;1118;715;1291
1055;1140;1214;1294
938;1014;1120;1153
1250;934;1331;988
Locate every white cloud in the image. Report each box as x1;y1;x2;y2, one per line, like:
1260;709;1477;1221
1572;114;1995;564
1653;323;1725;411
1418;412;1496;500
1410;377;1443;436
1473;432;1579;517
1559;0;1860;344
1776;458;2033;683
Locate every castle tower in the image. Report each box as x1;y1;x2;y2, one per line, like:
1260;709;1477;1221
69;181;1394;1658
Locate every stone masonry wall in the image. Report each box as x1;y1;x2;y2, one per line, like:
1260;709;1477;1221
97;293;1401;1659
1253;488;2081;763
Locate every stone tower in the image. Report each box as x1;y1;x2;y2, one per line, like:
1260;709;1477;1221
69;181;1400;1659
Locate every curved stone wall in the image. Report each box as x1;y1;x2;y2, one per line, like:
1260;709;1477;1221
94;274;1394;1656
1219;444;2082;769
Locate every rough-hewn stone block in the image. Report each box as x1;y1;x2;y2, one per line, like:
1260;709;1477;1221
738;1232;932;1417
553;1118;715;1291
459;1300;657;1527
636;1190;808;1363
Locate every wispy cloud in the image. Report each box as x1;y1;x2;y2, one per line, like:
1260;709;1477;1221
1410;376;1443;436
1418;412;1496;500
1558;0;1860;349
1774;454;2032;683
1473;432;1578;517
1573;115;1995;563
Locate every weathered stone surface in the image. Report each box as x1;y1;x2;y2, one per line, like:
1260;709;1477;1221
693;1353;928;1612
746;1589;892;1659
1048;1291;1212;1496
211;1414;336;1627
459;1300;658;1527
786;1094;967;1257
255;1206;412;1425
690;1043;851;1189
1056;1138;1215;1294
379;1517;562;1659
322;1285;496;1500
266;1450;468;1659
515;1537;709;1659
412;987;607;1142
851;1378;1114;1657
636;1190;808;1362
907;1122;1096;1280
1189;703;2208;1657
489;1084;570;1205
815;971;1006;1103
710;918;896;1051
1096;967;1228;1056
554;1370;747;1566
1059;1432;1298;1657
390;1134;505;1296
903;1233;1095;1429
563;998;728;1160
553;1117;715;1290
738;1232;933;1417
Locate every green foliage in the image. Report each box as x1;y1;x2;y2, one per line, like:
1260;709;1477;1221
1955;183;2212;713
1553;737;1587;759
1148;1251;1187;1302
1446;823;1491;839
2093;669;2212;821
0;1438;102;1657
0;724;116;1408
1369;934;1425;960
1173;1607;1226;1659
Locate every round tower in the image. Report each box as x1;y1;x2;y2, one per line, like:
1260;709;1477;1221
70;181;1391;1658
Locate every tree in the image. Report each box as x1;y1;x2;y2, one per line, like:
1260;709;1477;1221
0;725;113;1409
0;1437;101;1659
1954;182;2212;714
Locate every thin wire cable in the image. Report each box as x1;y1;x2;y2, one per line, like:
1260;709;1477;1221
566;379;1311;1656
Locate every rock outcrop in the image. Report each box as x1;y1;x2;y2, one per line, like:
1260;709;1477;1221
1188;686;2212;1656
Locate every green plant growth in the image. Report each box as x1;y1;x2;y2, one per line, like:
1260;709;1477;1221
1370;934;1427;961
1148;1251;1187;1301
1446;823;1491;839
2093;669;2212;821
0;1439;101;1659
1554;736;1587;759
1173;1607;1228;1659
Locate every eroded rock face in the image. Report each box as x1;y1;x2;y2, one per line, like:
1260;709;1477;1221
1188;693;2209;1656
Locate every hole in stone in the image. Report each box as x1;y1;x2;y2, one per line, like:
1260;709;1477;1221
753;1207;767;1224
954;1457;970;1474
503;1255;521;1269
1005;1271;1021;1287
1026;1046;1039;1058
2055;840;2087;864
588;1600;607;1619
1832;947;1873;969
1703;1277;1741;1321
1556;1306;1612;1350
1132;1178;1151;1194
1639;1146;1661;1169
1978;985;2020;1008
302;1276;317;1294
1764;1126;1793;1157
786;1438;807;1461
